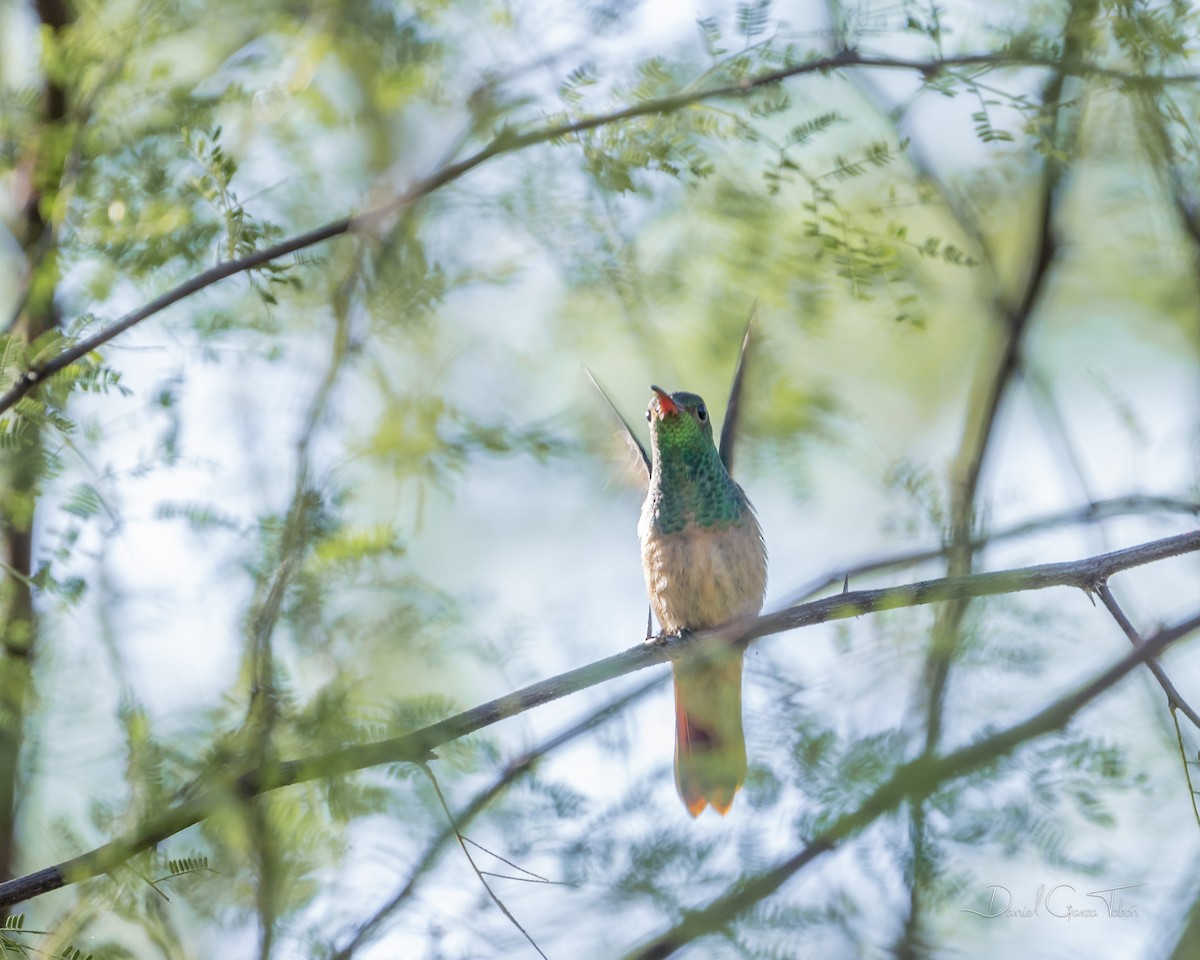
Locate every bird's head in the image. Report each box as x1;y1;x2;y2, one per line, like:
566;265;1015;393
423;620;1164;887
646;385;715;453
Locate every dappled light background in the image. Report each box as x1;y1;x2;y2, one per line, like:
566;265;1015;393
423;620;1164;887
1;0;1199;957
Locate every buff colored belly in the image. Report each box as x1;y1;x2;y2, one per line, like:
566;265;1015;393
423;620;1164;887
639;514;767;635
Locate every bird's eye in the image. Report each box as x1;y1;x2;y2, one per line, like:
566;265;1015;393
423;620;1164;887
645;409;652;423
696;404;708;422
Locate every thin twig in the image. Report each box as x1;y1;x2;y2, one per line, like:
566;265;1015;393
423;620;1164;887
332;677;657;959
1172;707;1200;833
1096;581;1200;836
1024;362;1100;512
464;838;558;884
420;762;549;960
1095;582;1200;728
779;494;1200;605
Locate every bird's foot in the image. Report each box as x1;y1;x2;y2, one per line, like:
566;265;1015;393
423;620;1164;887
645;629;692;659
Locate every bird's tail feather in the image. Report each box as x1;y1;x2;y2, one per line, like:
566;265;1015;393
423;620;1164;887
673;653;747;817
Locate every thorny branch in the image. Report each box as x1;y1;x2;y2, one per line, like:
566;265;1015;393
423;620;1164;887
0;528;1195;911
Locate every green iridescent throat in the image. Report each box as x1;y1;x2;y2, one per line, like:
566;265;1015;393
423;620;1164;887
648;400;745;535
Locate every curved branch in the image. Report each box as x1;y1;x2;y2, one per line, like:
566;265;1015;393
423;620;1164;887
0;528;1195;910
3;49;1198;415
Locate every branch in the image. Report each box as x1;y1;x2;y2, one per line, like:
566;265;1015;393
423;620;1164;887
1172;708;1200;833
779;494;1200;604
749;529;1199;641
922;0;1083;742
621;609;1200;960
420;763;549;960
1096;582;1200;834
1096;583;1200;728
897;11;1090;945
3;49;1199;415
0;529;1195;909
0;0;74;896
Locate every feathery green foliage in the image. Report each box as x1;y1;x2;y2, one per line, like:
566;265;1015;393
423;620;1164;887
0;0;1198;957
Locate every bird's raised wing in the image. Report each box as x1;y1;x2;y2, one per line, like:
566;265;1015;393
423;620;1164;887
584;365;652;483
718;302;756;476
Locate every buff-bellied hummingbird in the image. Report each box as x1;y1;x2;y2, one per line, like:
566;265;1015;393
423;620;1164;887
585;311;765;816
639;382;767;816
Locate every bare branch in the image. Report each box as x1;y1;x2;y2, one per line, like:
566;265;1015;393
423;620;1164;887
1096;581;1200;834
1096;582;1200;729
421;763;549;960
780;494;1200;604
898;8;1095;944
0;0;74;900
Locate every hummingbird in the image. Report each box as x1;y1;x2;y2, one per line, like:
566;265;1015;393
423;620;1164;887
639;383;767;816
585;312;764;816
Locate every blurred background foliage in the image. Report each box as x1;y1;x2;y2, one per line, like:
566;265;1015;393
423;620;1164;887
1;0;1199;956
